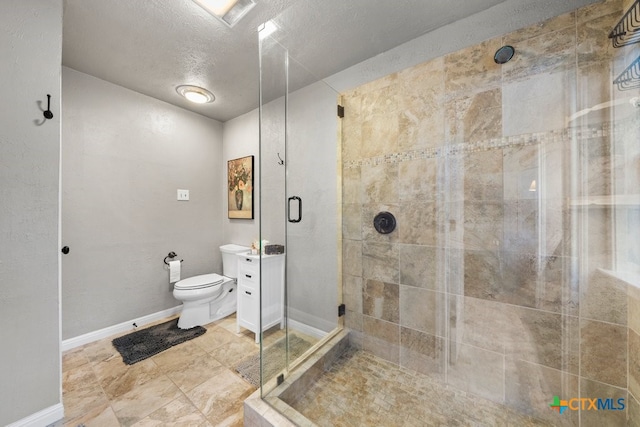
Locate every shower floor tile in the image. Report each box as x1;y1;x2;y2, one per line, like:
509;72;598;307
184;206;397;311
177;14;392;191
289;347;552;427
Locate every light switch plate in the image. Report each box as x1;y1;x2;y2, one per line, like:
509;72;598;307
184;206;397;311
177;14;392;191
177;189;189;201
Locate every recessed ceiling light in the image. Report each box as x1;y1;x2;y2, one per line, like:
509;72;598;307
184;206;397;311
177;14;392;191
193;0;256;27
176;85;215;104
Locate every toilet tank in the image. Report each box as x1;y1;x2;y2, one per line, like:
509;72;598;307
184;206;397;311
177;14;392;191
219;244;250;278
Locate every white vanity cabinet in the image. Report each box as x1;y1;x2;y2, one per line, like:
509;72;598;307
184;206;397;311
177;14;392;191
236;252;284;343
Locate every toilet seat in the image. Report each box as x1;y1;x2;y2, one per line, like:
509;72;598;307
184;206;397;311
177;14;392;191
174;273;225;290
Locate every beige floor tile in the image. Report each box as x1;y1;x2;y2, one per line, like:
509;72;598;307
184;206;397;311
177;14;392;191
260;326;286;346
62;362;97;394
64;405;120;427
111;375;183;426
210;314;242;335
131;395;213;427
152;343;226;393
185;369;255;425
62;347;90;372
208;339;258;367
93;356;163;400
61;313;320;426
82;337;120;364
192;325;241;353
62;367;110;425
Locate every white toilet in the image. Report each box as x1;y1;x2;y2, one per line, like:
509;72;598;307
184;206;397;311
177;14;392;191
173;244;249;329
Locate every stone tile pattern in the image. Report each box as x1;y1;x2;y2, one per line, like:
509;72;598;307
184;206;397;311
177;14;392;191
292;346;550;427
342;0;640;424
61;314;289;427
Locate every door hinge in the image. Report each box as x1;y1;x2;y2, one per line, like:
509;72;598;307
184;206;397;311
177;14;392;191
338;303;346;317
337;104;344;118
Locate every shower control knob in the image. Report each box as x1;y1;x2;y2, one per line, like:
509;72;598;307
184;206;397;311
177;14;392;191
373;211;396;234
61;246;70;254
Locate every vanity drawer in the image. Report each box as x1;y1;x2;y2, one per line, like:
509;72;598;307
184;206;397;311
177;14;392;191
238;255;259;270
238;284;258;299
237;268;259;288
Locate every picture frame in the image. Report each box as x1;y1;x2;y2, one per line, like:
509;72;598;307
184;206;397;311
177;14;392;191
227;155;254;219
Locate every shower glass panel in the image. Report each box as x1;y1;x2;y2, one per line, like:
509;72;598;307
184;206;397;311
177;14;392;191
256;0;640;425
258;23;341;397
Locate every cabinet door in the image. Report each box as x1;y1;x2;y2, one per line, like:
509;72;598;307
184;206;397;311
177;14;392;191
237;284;259;331
261;256;284;329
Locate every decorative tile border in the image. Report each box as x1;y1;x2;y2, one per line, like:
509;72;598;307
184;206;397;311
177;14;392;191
344;118;638;169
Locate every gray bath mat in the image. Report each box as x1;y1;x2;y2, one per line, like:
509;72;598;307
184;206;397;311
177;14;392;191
235;335;312;387
112;318;206;365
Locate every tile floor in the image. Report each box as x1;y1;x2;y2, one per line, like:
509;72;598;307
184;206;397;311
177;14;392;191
62;316;553;427
288;346;552;427
60;314;301;427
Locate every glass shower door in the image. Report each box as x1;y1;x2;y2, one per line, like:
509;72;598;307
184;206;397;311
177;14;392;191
258;22;341;396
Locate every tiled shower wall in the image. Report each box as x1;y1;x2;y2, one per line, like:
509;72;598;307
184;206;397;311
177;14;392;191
341;0;640;424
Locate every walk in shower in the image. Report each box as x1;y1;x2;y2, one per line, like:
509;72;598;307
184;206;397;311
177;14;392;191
254;0;640;425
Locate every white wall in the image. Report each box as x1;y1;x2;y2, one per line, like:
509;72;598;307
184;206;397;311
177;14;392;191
62;67;225;339
0;1;63;425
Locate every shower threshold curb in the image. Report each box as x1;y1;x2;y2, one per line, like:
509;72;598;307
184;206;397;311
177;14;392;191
243;329;350;426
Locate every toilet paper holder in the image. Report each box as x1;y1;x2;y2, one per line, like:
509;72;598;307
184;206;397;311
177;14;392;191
164;251;184;266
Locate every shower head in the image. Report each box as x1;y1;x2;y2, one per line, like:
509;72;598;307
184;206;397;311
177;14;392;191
494;45;515;64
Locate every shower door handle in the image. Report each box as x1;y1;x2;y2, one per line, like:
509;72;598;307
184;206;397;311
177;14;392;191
288;196;302;223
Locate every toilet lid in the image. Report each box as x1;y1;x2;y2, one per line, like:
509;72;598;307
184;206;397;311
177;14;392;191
174;273;225;290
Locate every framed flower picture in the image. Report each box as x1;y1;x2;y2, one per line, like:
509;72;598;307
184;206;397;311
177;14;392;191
227;155;254;219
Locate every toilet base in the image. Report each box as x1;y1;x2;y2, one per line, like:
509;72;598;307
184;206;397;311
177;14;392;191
177;281;237;329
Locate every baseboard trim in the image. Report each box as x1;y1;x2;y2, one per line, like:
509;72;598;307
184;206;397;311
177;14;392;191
288;319;328;340
61;306;329;351
6;403;64;427
287;307;334;339
61;306;182;352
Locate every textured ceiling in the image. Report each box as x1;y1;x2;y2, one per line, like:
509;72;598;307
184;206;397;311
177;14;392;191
63;0;507;122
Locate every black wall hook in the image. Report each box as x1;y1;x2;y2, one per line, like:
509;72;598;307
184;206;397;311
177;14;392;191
43;94;53;120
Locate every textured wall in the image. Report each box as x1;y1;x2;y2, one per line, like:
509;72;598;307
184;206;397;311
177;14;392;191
62;67;224;339
222;109;260;247
341;0;640;424
0;1;63;425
